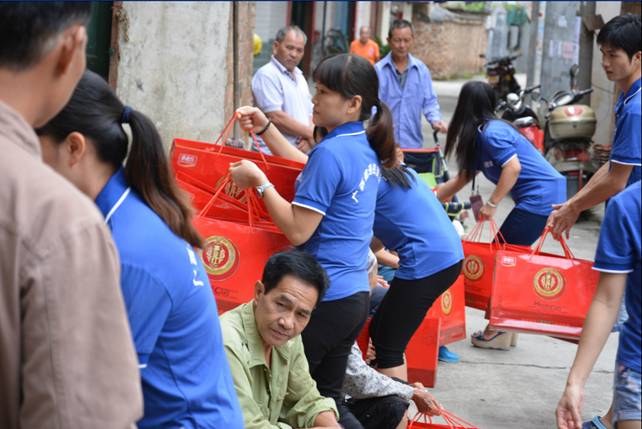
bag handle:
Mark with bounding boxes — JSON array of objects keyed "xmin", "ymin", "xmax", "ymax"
[
  {"xmin": 531, "ymin": 227, "xmax": 575, "ymax": 259},
  {"xmin": 198, "ymin": 173, "xmax": 262, "ymax": 227},
  {"xmin": 409, "ymin": 410, "xmax": 479, "ymax": 428},
  {"xmin": 464, "ymin": 219, "xmax": 507, "ymax": 250},
  {"xmin": 213, "ymin": 113, "xmax": 270, "ymax": 170}
]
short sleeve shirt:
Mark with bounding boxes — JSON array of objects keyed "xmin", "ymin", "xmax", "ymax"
[
  {"xmin": 293, "ymin": 121, "xmax": 381, "ymax": 301},
  {"xmin": 350, "ymin": 39, "xmax": 380, "ymax": 65},
  {"xmin": 476, "ymin": 120, "xmax": 567, "ymax": 216},
  {"xmin": 374, "ymin": 168, "xmax": 463, "ymax": 279},
  {"xmin": 611, "ymin": 78, "xmax": 641, "ymax": 187},
  {"xmin": 593, "ymin": 180, "xmax": 641, "ymax": 373},
  {"xmin": 252, "ymin": 56, "xmax": 313, "ymax": 145},
  {"xmin": 96, "ymin": 169, "xmax": 243, "ymax": 428}
]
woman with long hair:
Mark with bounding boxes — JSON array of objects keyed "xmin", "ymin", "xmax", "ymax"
[
  {"xmin": 437, "ymin": 80, "xmax": 566, "ymax": 350},
  {"xmin": 229, "ymin": 53, "xmax": 396, "ymax": 427},
  {"xmin": 36, "ymin": 70, "xmax": 243, "ymax": 429}
]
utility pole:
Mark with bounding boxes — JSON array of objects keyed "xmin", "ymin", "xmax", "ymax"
[
  {"xmin": 525, "ymin": 1, "xmax": 540, "ymax": 89},
  {"xmin": 577, "ymin": 1, "xmax": 596, "ymax": 104}
]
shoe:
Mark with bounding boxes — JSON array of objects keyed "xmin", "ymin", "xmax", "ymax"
[
  {"xmin": 471, "ymin": 330, "xmax": 511, "ymax": 350},
  {"xmin": 438, "ymin": 345, "xmax": 460, "ymax": 363},
  {"xmin": 581, "ymin": 416, "xmax": 608, "ymax": 429},
  {"xmin": 510, "ymin": 333, "xmax": 519, "ymax": 347}
]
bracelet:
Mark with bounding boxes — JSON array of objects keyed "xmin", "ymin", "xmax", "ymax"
[
  {"xmin": 256, "ymin": 119, "xmax": 272, "ymax": 136},
  {"xmin": 486, "ymin": 200, "xmax": 498, "ymax": 208}
]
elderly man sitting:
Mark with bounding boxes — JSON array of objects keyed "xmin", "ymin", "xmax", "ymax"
[{"xmin": 221, "ymin": 251, "xmax": 340, "ymax": 429}]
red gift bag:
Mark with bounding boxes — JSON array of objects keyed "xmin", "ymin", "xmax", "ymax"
[
  {"xmin": 356, "ymin": 317, "xmax": 441, "ymax": 388},
  {"xmin": 462, "ymin": 221, "xmax": 529, "ymax": 310},
  {"xmin": 426, "ymin": 275, "xmax": 466, "ymax": 346},
  {"xmin": 488, "ymin": 228, "xmax": 599, "ymax": 339},
  {"xmin": 193, "ymin": 176, "xmax": 291, "ymax": 314},
  {"xmin": 171, "ymin": 114, "xmax": 304, "ymax": 205},
  {"xmin": 409, "ymin": 410, "xmax": 480, "ymax": 428}
]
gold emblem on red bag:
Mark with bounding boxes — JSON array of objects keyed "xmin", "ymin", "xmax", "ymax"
[
  {"xmin": 201, "ymin": 236, "xmax": 239, "ymax": 280},
  {"xmin": 441, "ymin": 290, "xmax": 453, "ymax": 315},
  {"xmin": 533, "ymin": 268, "xmax": 564, "ymax": 298},
  {"xmin": 463, "ymin": 255, "xmax": 484, "ymax": 280}
]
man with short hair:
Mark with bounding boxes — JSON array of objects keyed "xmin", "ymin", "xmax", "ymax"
[
  {"xmin": 548, "ymin": 14, "xmax": 641, "ymax": 236},
  {"xmin": 350, "ymin": 26, "xmax": 380, "ymax": 65},
  {"xmin": 0, "ymin": 4, "xmax": 142, "ymax": 428},
  {"xmin": 375, "ymin": 19, "xmax": 448, "ymax": 149},
  {"xmin": 252, "ymin": 25, "xmax": 314, "ymax": 151},
  {"xmin": 221, "ymin": 251, "xmax": 341, "ymax": 429}
]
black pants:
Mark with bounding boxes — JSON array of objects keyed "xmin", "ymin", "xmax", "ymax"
[
  {"xmin": 497, "ymin": 207, "xmax": 548, "ymax": 246},
  {"xmin": 344, "ymin": 395, "xmax": 410, "ymax": 429},
  {"xmin": 370, "ymin": 261, "xmax": 462, "ymax": 368},
  {"xmin": 302, "ymin": 291, "xmax": 370, "ymax": 404}
]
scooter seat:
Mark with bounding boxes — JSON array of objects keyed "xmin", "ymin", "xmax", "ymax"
[{"xmin": 514, "ymin": 116, "xmax": 537, "ymax": 128}]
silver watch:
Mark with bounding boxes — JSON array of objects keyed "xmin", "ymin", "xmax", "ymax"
[{"xmin": 255, "ymin": 182, "xmax": 274, "ymax": 198}]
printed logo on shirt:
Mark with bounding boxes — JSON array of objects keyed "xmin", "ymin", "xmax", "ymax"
[
  {"xmin": 177, "ymin": 153, "xmax": 198, "ymax": 167},
  {"xmin": 186, "ymin": 245, "xmax": 205, "ymax": 287},
  {"xmin": 441, "ymin": 290, "xmax": 453, "ymax": 315},
  {"xmin": 351, "ymin": 163, "xmax": 381, "ymax": 203},
  {"xmin": 463, "ymin": 255, "xmax": 484, "ymax": 281},
  {"xmin": 201, "ymin": 236, "xmax": 240, "ymax": 280},
  {"xmin": 533, "ymin": 267, "xmax": 564, "ymax": 298},
  {"xmin": 483, "ymin": 160, "xmax": 494, "ymax": 169}
]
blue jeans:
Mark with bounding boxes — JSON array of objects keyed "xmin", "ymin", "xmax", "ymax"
[{"xmin": 613, "ymin": 363, "xmax": 641, "ymax": 424}]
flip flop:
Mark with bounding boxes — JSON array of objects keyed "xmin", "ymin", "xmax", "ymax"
[{"xmin": 471, "ymin": 330, "xmax": 511, "ymax": 350}]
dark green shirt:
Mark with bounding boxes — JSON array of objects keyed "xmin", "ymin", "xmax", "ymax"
[{"xmin": 221, "ymin": 302, "xmax": 337, "ymax": 428}]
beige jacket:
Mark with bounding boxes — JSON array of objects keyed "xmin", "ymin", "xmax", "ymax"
[{"xmin": 0, "ymin": 100, "xmax": 143, "ymax": 428}]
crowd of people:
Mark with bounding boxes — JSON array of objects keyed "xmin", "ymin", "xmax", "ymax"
[{"xmin": 0, "ymin": 4, "xmax": 639, "ymax": 429}]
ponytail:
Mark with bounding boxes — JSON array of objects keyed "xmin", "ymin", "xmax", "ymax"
[
  {"xmin": 313, "ymin": 54, "xmax": 396, "ymax": 167},
  {"xmin": 125, "ymin": 110, "xmax": 203, "ymax": 248},
  {"xmin": 36, "ymin": 70, "xmax": 203, "ymax": 248}
]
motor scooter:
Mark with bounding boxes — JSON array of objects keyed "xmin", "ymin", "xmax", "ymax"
[
  {"xmin": 481, "ymin": 54, "xmax": 521, "ymax": 101},
  {"xmin": 496, "ymin": 84, "xmax": 545, "ymax": 153}
]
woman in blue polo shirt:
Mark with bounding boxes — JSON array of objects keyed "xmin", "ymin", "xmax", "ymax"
[
  {"xmin": 369, "ymin": 147, "xmax": 464, "ymax": 380},
  {"xmin": 230, "ymin": 54, "xmax": 396, "ymax": 426},
  {"xmin": 35, "ymin": 71, "xmax": 243, "ymax": 429},
  {"xmin": 437, "ymin": 81, "xmax": 566, "ymax": 349}
]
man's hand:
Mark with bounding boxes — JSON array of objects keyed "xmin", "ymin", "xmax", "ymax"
[
  {"xmin": 229, "ymin": 159, "xmax": 268, "ymax": 189},
  {"xmin": 547, "ymin": 202, "xmax": 580, "ymax": 238},
  {"xmin": 479, "ymin": 202, "xmax": 497, "ymax": 220},
  {"xmin": 555, "ymin": 383, "xmax": 584, "ymax": 429},
  {"xmin": 297, "ymin": 137, "xmax": 316, "ymax": 154},
  {"xmin": 376, "ymin": 275, "xmax": 389, "ymax": 289},
  {"xmin": 431, "ymin": 120, "xmax": 449, "ymax": 134},
  {"xmin": 411, "ymin": 384, "xmax": 442, "ymax": 416}
]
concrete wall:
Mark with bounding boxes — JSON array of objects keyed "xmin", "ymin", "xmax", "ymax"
[{"xmin": 115, "ymin": 2, "xmax": 231, "ymax": 146}]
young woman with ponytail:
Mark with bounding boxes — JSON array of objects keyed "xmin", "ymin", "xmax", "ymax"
[
  {"xmin": 230, "ymin": 54, "xmax": 395, "ymax": 427},
  {"xmin": 36, "ymin": 70, "xmax": 243, "ymax": 429}
]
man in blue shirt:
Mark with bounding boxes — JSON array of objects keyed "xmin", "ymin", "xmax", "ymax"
[
  {"xmin": 549, "ymin": 14, "xmax": 641, "ymax": 237},
  {"xmin": 375, "ymin": 19, "xmax": 448, "ymax": 149},
  {"xmin": 556, "ymin": 180, "xmax": 641, "ymax": 429}
]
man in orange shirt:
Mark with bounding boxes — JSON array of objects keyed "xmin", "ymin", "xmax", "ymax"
[{"xmin": 350, "ymin": 26, "xmax": 380, "ymax": 65}]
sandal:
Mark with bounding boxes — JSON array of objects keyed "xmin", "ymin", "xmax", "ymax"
[
  {"xmin": 471, "ymin": 330, "xmax": 512, "ymax": 350},
  {"xmin": 581, "ymin": 416, "xmax": 608, "ymax": 429}
]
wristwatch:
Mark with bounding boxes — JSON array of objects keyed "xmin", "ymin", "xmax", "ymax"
[{"xmin": 255, "ymin": 182, "xmax": 274, "ymax": 198}]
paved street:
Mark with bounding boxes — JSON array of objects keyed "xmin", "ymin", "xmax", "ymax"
[{"xmin": 411, "ymin": 77, "xmax": 616, "ymax": 429}]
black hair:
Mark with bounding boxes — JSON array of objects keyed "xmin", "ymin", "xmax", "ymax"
[
  {"xmin": 0, "ymin": 3, "xmax": 90, "ymax": 70},
  {"xmin": 597, "ymin": 14, "xmax": 641, "ymax": 60},
  {"xmin": 262, "ymin": 251, "xmax": 328, "ymax": 304},
  {"xmin": 36, "ymin": 70, "xmax": 203, "ymax": 248},
  {"xmin": 445, "ymin": 81, "xmax": 497, "ymax": 180},
  {"xmin": 382, "ymin": 165, "xmax": 415, "ymax": 189},
  {"xmin": 388, "ymin": 19, "xmax": 413, "ymax": 38},
  {"xmin": 313, "ymin": 54, "xmax": 396, "ymax": 167}
]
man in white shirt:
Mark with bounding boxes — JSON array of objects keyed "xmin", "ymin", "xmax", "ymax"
[{"xmin": 252, "ymin": 25, "xmax": 314, "ymax": 151}]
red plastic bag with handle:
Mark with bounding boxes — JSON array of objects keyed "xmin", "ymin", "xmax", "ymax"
[
  {"xmin": 488, "ymin": 228, "xmax": 599, "ymax": 339},
  {"xmin": 194, "ymin": 175, "xmax": 291, "ymax": 314},
  {"xmin": 462, "ymin": 220, "xmax": 529, "ymax": 310},
  {"xmin": 426, "ymin": 274, "xmax": 466, "ymax": 346},
  {"xmin": 409, "ymin": 410, "xmax": 480, "ymax": 428}
]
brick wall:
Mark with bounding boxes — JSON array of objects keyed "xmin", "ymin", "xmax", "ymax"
[{"xmin": 412, "ymin": 18, "xmax": 488, "ymax": 80}]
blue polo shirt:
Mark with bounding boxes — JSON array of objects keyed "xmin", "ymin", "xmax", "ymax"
[
  {"xmin": 375, "ymin": 53, "xmax": 441, "ymax": 149},
  {"xmin": 611, "ymin": 78, "xmax": 641, "ymax": 187},
  {"xmin": 476, "ymin": 120, "xmax": 566, "ymax": 216},
  {"xmin": 593, "ymin": 181, "xmax": 641, "ymax": 372},
  {"xmin": 293, "ymin": 121, "xmax": 380, "ymax": 301},
  {"xmin": 96, "ymin": 169, "xmax": 243, "ymax": 429},
  {"xmin": 374, "ymin": 167, "xmax": 463, "ymax": 280}
]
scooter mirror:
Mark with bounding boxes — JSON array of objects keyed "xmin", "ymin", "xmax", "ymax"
[
  {"xmin": 570, "ymin": 64, "xmax": 579, "ymax": 78},
  {"xmin": 531, "ymin": 91, "xmax": 541, "ymax": 101}
]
